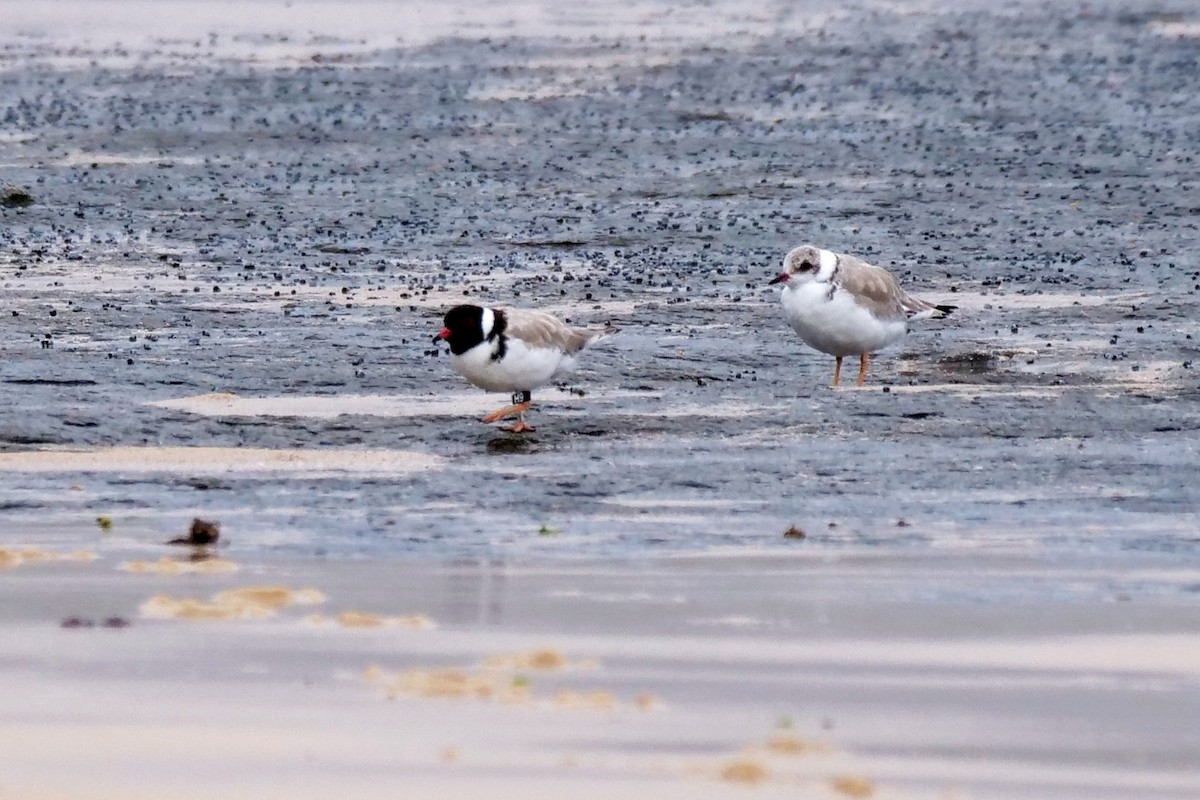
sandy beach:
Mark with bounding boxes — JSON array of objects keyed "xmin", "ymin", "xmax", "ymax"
[
  {"xmin": 4, "ymin": 551, "xmax": 1199, "ymax": 799},
  {"xmin": 2, "ymin": 0, "xmax": 1199, "ymax": 797}
]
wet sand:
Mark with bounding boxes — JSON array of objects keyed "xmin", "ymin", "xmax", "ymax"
[
  {"xmin": 3, "ymin": 553, "xmax": 1199, "ymax": 799},
  {"xmin": 2, "ymin": 0, "xmax": 1200, "ymax": 797}
]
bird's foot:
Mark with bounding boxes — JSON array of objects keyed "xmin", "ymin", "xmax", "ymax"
[
  {"xmin": 500, "ymin": 420, "xmax": 536, "ymax": 434},
  {"xmin": 482, "ymin": 401, "xmax": 532, "ymax": 424}
]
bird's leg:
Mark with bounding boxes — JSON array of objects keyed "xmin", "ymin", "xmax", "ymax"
[
  {"xmin": 483, "ymin": 390, "xmax": 534, "ymax": 428},
  {"xmin": 502, "ymin": 408, "xmax": 536, "ymax": 434},
  {"xmin": 481, "ymin": 402, "xmax": 530, "ymax": 424},
  {"xmin": 832, "ymin": 356, "xmax": 843, "ymax": 387},
  {"xmin": 857, "ymin": 352, "xmax": 871, "ymax": 386}
]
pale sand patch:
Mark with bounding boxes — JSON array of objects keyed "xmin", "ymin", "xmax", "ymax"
[
  {"xmin": 631, "ymin": 401, "xmax": 786, "ymax": 418},
  {"xmin": 149, "ymin": 390, "xmax": 720, "ymax": 420},
  {"xmin": 1151, "ymin": 20, "xmax": 1200, "ymax": 38},
  {"xmin": 0, "ymin": 255, "xmax": 636, "ymax": 321},
  {"xmin": 467, "ymin": 83, "xmax": 589, "ymax": 102},
  {"xmin": 0, "ymin": 446, "xmax": 442, "ymax": 474},
  {"xmin": 1, "ymin": 0, "xmax": 836, "ymax": 59},
  {"xmin": 0, "ymin": 547, "xmax": 97, "ymax": 570},
  {"xmin": 875, "ymin": 383, "xmax": 1062, "ymax": 396},
  {"xmin": 604, "ymin": 497, "xmax": 771, "ymax": 510},
  {"xmin": 150, "ymin": 391, "xmax": 573, "ymax": 418},
  {"xmin": 51, "ymin": 151, "xmax": 204, "ymax": 168},
  {"xmin": 920, "ymin": 289, "xmax": 1153, "ymax": 312}
]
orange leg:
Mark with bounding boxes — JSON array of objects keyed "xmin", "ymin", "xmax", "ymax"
[
  {"xmin": 857, "ymin": 353, "xmax": 871, "ymax": 386},
  {"xmin": 482, "ymin": 401, "xmax": 531, "ymax": 424},
  {"xmin": 832, "ymin": 356, "xmax": 843, "ymax": 387},
  {"xmin": 502, "ymin": 414, "xmax": 536, "ymax": 434}
]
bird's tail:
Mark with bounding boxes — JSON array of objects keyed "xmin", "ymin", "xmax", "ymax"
[
  {"xmin": 903, "ymin": 293, "xmax": 956, "ymax": 321},
  {"xmin": 932, "ymin": 304, "xmax": 957, "ymax": 319},
  {"xmin": 566, "ymin": 324, "xmax": 618, "ymax": 353},
  {"xmin": 584, "ymin": 325, "xmax": 619, "ymax": 347}
]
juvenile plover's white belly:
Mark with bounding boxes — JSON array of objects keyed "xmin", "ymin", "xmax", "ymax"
[
  {"xmin": 451, "ymin": 338, "xmax": 571, "ymax": 393},
  {"xmin": 783, "ymin": 284, "xmax": 906, "ymax": 356}
]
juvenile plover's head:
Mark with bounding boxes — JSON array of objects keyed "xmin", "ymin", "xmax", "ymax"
[
  {"xmin": 435, "ymin": 304, "xmax": 501, "ymax": 355},
  {"xmin": 769, "ymin": 244, "xmax": 830, "ymax": 286}
]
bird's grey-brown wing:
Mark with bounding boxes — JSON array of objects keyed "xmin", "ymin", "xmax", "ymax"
[
  {"xmin": 501, "ymin": 308, "xmax": 607, "ymax": 354},
  {"xmin": 834, "ymin": 254, "xmax": 953, "ymax": 320},
  {"xmin": 832, "ymin": 255, "xmax": 908, "ymax": 322}
]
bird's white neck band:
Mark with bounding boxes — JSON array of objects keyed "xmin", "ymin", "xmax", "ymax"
[
  {"xmin": 816, "ymin": 249, "xmax": 838, "ymax": 281},
  {"xmin": 480, "ymin": 307, "xmax": 496, "ymax": 338}
]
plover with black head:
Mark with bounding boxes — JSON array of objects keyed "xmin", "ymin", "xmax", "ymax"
[{"xmin": 434, "ymin": 304, "xmax": 614, "ymax": 432}]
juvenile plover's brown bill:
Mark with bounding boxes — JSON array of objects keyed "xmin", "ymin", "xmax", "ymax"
[
  {"xmin": 769, "ymin": 245, "xmax": 955, "ymax": 387},
  {"xmin": 434, "ymin": 304, "xmax": 614, "ymax": 433}
]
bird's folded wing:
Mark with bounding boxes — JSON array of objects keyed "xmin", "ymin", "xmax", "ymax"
[
  {"xmin": 834, "ymin": 256, "xmax": 907, "ymax": 321},
  {"xmin": 503, "ymin": 308, "xmax": 597, "ymax": 353}
]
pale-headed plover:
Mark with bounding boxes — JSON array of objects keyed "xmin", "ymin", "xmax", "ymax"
[{"xmin": 770, "ymin": 245, "xmax": 955, "ymax": 386}]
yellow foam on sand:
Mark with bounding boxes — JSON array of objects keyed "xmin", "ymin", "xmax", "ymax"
[
  {"xmin": 480, "ymin": 648, "xmax": 597, "ymax": 671},
  {"xmin": 720, "ymin": 759, "xmax": 769, "ymax": 785},
  {"xmin": 139, "ymin": 585, "xmax": 326, "ymax": 620},
  {"xmin": 305, "ymin": 611, "xmax": 436, "ymax": 630},
  {"xmin": 120, "ymin": 557, "xmax": 238, "ymax": 575},
  {"xmin": 766, "ymin": 734, "xmax": 835, "ymax": 756},
  {"xmin": 0, "ymin": 547, "xmax": 97, "ymax": 570}
]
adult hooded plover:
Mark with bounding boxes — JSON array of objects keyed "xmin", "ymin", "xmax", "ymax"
[
  {"xmin": 434, "ymin": 304, "xmax": 614, "ymax": 432},
  {"xmin": 769, "ymin": 245, "xmax": 955, "ymax": 386}
]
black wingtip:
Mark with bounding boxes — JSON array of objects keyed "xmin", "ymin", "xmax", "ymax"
[{"xmin": 934, "ymin": 304, "xmax": 957, "ymax": 318}]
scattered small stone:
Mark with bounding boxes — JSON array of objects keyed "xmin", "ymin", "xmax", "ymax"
[
  {"xmin": 168, "ymin": 517, "xmax": 220, "ymax": 546},
  {"xmin": 1, "ymin": 185, "xmax": 34, "ymax": 208},
  {"xmin": 102, "ymin": 617, "xmax": 131, "ymax": 629},
  {"xmin": 782, "ymin": 525, "xmax": 806, "ymax": 539},
  {"xmin": 896, "ymin": 518, "xmax": 911, "ymax": 528},
  {"xmin": 61, "ymin": 616, "xmax": 94, "ymax": 629},
  {"xmin": 95, "ymin": 516, "xmax": 114, "ymax": 532}
]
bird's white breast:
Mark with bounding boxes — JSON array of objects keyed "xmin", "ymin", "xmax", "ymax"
[
  {"xmin": 781, "ymin": 282, "xmax": 908, "ymax": 357},
  {"xmin": 451, "ymin": 337, "xmax": 574, "ymax": 393}
]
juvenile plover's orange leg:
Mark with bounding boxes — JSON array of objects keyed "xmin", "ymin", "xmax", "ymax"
[
  {"xmin": 482, "ymin": 401, "xmax": 531, "ymax": 424},
  {"xmin": 857, "ymin": 352, "xmax": 871, "ymax": 386},
  {"xmin": 832, "ymin": 356, "xmax": 843, "ymax": 387}
]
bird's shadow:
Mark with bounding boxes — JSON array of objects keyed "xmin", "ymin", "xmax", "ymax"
[{"xmin": 484, "ymin": 434, "xmax": 544, "ymax": 454}]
